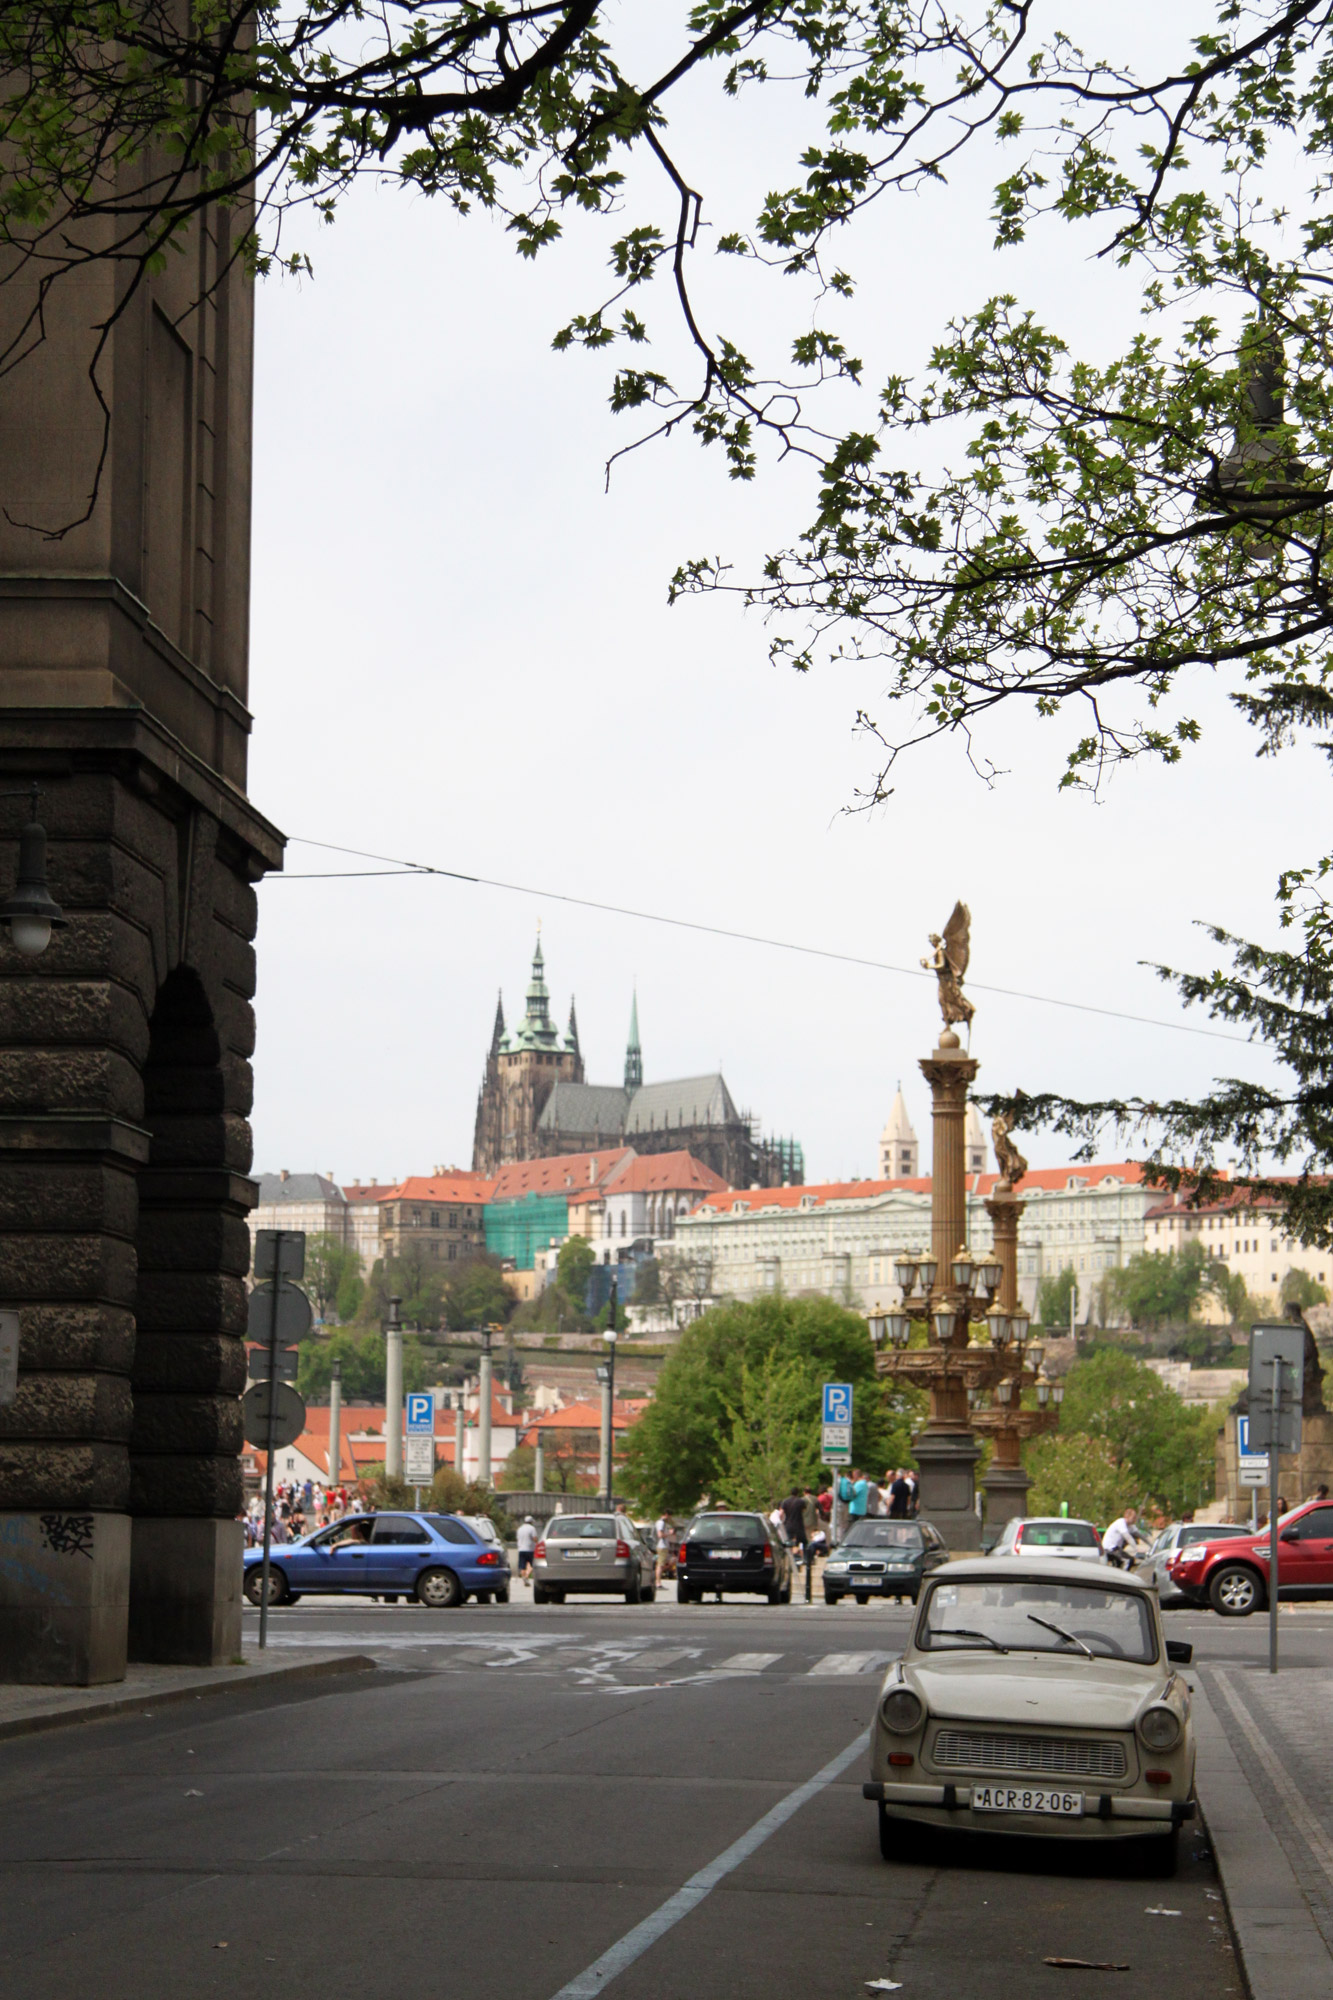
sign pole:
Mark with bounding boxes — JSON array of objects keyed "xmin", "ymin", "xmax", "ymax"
[
  {"xmin": 259, "ymin": 1228, "xmax": 283, "ymax": 1651},
  {"xmin": 1269, "ymin": 1353, "xmax": 1282, "ymax": 1677}
]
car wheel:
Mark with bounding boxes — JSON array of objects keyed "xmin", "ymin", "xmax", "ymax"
[
  {"xmin": 878, "ymin": 1803, "xmax": 910, "ymax": 1862},
  {"xmin": 855, "ymin": 1592, "xmax": 869, "ymax": 1606},
  {"xmin": 1139, "ymin": 1829, "xmax": 1179, "ymax": 1878},
  {"xmin": 1210, "ymin": 1564, "xmax": 1265, "ymax": 1616},
  {"xmin": 780, "ymin": 1581, "xmax": 792, "ymax": 1604},
  {"xmin": 767, "ymin": 1585, "xmax": 784, "ymax": 1605},
  {"xmin": 642, "ymin": 1583, "xmax": 656, "ymax": 1604},
  {"xmin": 415, "ymin": 1566, "xmax": 463, "ymax": 1610},
  {"xmin": 824, "ymin": 1591, "xmax": 841, "ymax": 1605},
  {"xmin": 495, "ymin": 1586, "xmax": 510, "ymax": 1604},
  {"xmin": 244, "ymin": 1566, "xmax": 287, "ymax": 1608},
  {"xmin": 383, "ymin": 1594, "xmax": 399, "ymax": 1604},
  {"xmin": 533, "ymin": 1584, "xmax": 550, "ymax": 1604},
  {"xmin": 677, "ymin": 1583, "xmax": 698, "ymax": 1604},
  {"xmin": 624, "ymin": 1586, "xmax": 639, "ymax": 1605},
  {"xmin": 476, "ymin": 1591, "xmax": 493, "ymax": 1604}
]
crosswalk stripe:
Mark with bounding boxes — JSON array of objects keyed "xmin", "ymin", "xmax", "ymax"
[
  {"xmin": 808, "ymin": 1651, "xmax": 887, "ymax": 1676},
  {"xmin": 714, "ymin": 1652, "xmax": 783, "ymax": 1672}
]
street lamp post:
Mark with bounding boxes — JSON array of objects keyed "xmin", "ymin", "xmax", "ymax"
[
  {"xmin": 385, "ymin": 1295, "xmax": 404, "ymax": 1481},
  {"xmin": 477, "ymin": 1325, "xmax": 494, "ymax": 1489},
  {"xmin": 328, "ymin": 1358, "xmax": 342, "ymax": 1496},
  {"xmin": 598, "ymin": 1276, "xmax": 619, "ymax": 1509}
]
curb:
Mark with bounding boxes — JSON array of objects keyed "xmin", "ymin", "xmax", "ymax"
[
  {"xmin": 0, "ymin": 1651, "xmax": 377, "ymax": 1745},
  {"xmin": 1192, "ymin": 1676, "xmax": 1332, "ymax": 2000}
]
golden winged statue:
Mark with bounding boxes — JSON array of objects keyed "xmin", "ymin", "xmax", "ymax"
[{"xmin": 921, "ymin": 901, "xmax": 975, "ymax": 1031}]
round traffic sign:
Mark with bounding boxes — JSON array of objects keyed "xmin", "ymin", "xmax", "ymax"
[
  {"xmin": 246, "ymin": 1280, "xmax": 313, "ymax": 1346},
  {"xmin": 242, "ymin": 1380, "xmax": 307, "ymax": 1451}
]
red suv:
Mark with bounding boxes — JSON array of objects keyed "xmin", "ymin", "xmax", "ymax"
[{"xmin": 1166, "ymin": 1499, "xmax": 1333, "ymax": 1615}]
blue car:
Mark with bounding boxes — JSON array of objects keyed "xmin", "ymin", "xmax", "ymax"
[{"xmin": 243, "ymin": 1511, "xmax": 510, "ymax": 1610}]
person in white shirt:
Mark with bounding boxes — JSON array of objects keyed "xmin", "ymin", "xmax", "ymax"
[
  {"xmin": 516, "ymin": 1515, "xmax": 538, "ymax": 1581},
  {"xmin": 1102, "ymin": 1507, "xmax": 1148, "ymax": 1567}
]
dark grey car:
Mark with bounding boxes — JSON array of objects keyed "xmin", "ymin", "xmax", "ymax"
[
  {"xmin": 1136, "ymin": 1519, "xmax": 1248, "ymax": 1604},
  {"xmin": 533, "ymin": 1513, "xmax": 656, "ymax": 1604}
]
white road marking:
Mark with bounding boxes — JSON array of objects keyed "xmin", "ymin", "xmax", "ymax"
[
  {"xmin": 808, "ymin": 1652, "xmax": 888, "ymax": 1676},
  {"xmin": 714, "ymin": 1652, "xmax": 782, "ymax": 1672},
  {"xmin": 547, "ymin": 1729, "xmax": 869, "ymax": 2000}
]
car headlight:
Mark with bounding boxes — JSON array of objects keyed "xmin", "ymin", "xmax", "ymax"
[
  {"xmin": 879, "ymin": 1688, "xmax": 924, "ymax": 1735},
  {"xmin": 827, "ymin": 1561, "xmax": 848, "ymax": 1573},
  {"xmin": 1137, "ymin": 1705, "xmax": 1182, "ymax": 1752}
]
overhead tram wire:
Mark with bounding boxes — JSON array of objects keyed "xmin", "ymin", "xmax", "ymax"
[{"xmin": 270, "ymin": 833, "xmax": 1254, "ymax": 1048}]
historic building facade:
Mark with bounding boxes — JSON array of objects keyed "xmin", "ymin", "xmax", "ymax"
[{"xmin": 472, "ymin": 937, "xmax": 802, "ymax": 1188}]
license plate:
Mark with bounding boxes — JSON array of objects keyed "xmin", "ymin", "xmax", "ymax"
[
  {"xmin": 711, "ymin": 1550, "xmax": 744, "ymax": 1560},
  {"xmin": 561, "ymin": 1549, "xmax": 600, "ymax": 1560},
  {"xmin": 971, "ymin": 1785, "xmax": 1083, "ymax": 1818}
]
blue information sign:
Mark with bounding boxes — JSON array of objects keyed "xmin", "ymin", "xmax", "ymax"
[
  {"xmin": 822, "ymin": 1383, "xmax": 853, "ymax": 1426},
  {"xmin": 406, "ymin": 1392, "xmax": 434, "ymax": 1434}
]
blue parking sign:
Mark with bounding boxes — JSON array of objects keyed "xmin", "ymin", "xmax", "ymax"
[
  {"xmin": 822, "ymin": 1382, "xmax": 853, "ymax": 1426},
  {"xmin": 406, "ymin": 1392, "xmax": 434, "ymax": 1434}
]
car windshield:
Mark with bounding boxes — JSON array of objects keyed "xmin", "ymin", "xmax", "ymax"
[
  {"xmin": 920, "ymin": 1578, "xmax": 1156, "ymax": 1662},
  {"xmin": 1018, "ymin": 1521, "xmax": 1099, "ymax": 1548},
  {"xmin": 549, "ymin": 1517, "xmax": 616, "ymax": 1538},
  {"xmin": 688, "ymin": 1515, "xmax": 765, "ymax": 1544},
  {"xmin": 843, "ymin": 1522, "xmax": 923, "ymax": 1550}
]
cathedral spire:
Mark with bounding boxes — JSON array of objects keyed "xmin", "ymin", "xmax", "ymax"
[
  {"xmin": 624, "ymin": 988, "xmax": 643, "ymax": 1090},
  {"xmin": 489, "ymin": 989, "xmax": 507, "ymax": 1055},
  {"xmin": 514, "ymin": 928, "xmax": 558, "ymax": 1050},
  {"xmin": 566, "ymin": 996, "xmax": 581, "ymax": 1055}
]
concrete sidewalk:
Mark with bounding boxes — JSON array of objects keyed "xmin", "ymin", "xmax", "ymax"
[
  {"xmin": 0, "ymin": 1647, "xmax": 375, "ymax": 1743},
  {"xmin": 1194, "ymin": 1666, "xmax": 1333, "ymax": 2000}
]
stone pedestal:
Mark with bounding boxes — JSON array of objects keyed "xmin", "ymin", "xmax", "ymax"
[
  {"xmin": 914, "ymin": 1431, "xmax": 983, "ymax": 1551},
  {"xmin": 128, "ymin": 1517, "xmax": 242, "ymax": 1664},
  {"xmin": 0, "ymin": 1511, "xmax": 130, "ymax": 1684},
  {"xmin": 981, "ymin": 1460, "xmax": 1032, "ymax": 1539}
]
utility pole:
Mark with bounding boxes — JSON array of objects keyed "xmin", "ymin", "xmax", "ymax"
[
  {"xmin": 599, "ymin": 1276, "xmax": 619, "ymax": 1510},
  {"xmin": 534, "ymin": 1436, "xmax": 545, "ymax": 1494},
  {"xmin": 478, "ymin": 1326, "xmax": 494, "ymax": 1488},
  {"xmin": 258, "ymin": 1228, "xmax": 285, "ymax": 1650},
  {"xmin": 385, "ymin": 1295, "xmax": 403, "ymax": 1481},
  {"xmin": 328, "ymin": 1358, "xmax": 342, "ymax": 1496}
]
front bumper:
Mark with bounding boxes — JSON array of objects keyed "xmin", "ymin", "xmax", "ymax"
[
  {"xmin": 864, "ymin": 1779, "xmax": 1194, "ymax": 1837},
  {"xmin": 825, "ymin": 1569, "xmax": 919, "ymax": 1594}
]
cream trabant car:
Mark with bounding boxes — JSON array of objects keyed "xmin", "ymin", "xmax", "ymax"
[{"xmin": 863, "ymin": 1557, "xmax": 1196, "ymax": 1870}]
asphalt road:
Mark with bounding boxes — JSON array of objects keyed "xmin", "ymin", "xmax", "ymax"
[{"xmin": 4, "ymin": 1590, "xmax": 1321, "ymax": 2000}]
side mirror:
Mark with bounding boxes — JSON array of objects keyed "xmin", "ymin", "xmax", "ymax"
[
  {"xmin": 1165, "ymin": 1639, "xmax": 1193, "ymax": 1665},
  {"xmin": 1280, "ymin": 1528, "xmax": 1299, "ymax": 1543}
]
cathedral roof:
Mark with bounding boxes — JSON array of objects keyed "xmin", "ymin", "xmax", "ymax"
[
  {"xmin": 537, "ymin": 1081, "xmax": 631, "ymax": 1134},
  {"xmin": 626, "ymin": 1074, "xmax": 738, "ymax": 1132},
  {"xmin": 879, "ymin": 1084, "xmax": 917, "ymax": 1146}
]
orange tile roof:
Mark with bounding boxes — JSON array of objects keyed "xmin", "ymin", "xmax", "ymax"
[
  {"xmin": 693, "ymin": 1163, "xmax": 1153, "ymax": 1215},
  {"xmin": 605, "ymin": 1151, "xmax": 728, "ymax": 1195},
  {"xmin": 380, "ymin": 1173, "xmax": 496, "ymax": 1203},
  {"xmin": 489, "ymin": 1150, "xmax": 633, "ymax": 1201},
  {"xmin": 342, "ymin": 1183, "xmax": 397, "ymax": 1205}
]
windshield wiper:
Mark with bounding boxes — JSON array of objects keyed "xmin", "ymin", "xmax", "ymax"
[
  {"xmin": 930, "ymin": 1627, "xmax": 1009, "ymax": 1653},
  {"xmin": 1026, "ymin": 1613, "xmax": 1095, "ymax": 1658}
]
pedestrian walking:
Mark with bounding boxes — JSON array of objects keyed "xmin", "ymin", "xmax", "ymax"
[
  {"xmin": 839, "ymin": 1468, "xmax": 869, "ymax": 1519},
  {"xmin": 888, "ymin": 1469, "xmax": 912, "ymax": 1518},
  {"xmin": 516, "ymin": 1514, "xmax": 537, "ymax": 1580},
  {"xmin": 655, "ymin": 1513, "xmax": 677, "ymax": 1584}
]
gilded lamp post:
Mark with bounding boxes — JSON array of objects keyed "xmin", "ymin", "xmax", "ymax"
[{"xmin": 868, "ymin": 906, "xmax": 1060, "ymax": 1549}]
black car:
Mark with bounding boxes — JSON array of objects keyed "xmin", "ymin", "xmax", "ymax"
[
  {"xmin": 822, "ymin": 1518, "xmax": 948, "ymax": 1604},
  {"xmin": 677, "ymin": 1511, "xmax": 793, "ymax": 1603}
]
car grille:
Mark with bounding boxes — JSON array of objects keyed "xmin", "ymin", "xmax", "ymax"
[{"xmin": 932, "ymin": 1729, "xmax": 1128, "ymax": 1780}]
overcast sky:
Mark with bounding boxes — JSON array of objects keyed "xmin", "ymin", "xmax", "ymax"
[{"xmin": 245, "ymin": 7, "xmax": 1318, "ymax": 1186}]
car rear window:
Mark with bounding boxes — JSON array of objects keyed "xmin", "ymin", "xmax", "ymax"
[
  {"xmin": 843, "ymin": 1522, "xmax": 923, "ymax": 1549},
  {"xmin": 424, "ymin": 1516, "xmax": 476, "ymax": 1545},
  {"xmin": 688, "ymin": 1515, "xmax": 765, "ymax": 1543},
  {"xmin": 548, "ymin": 1517, "xmax": 616, "ymax": 1538},
  {"xmin": 1018, "ymin": 1521, "xmax": 1099, "ymax": 1548},
  {"xmin": 1181, "ymin": 1523, "xmax": 1245, "ymax": 1546}
]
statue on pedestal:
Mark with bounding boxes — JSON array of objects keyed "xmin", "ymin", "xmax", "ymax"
[
  {"xmin": 922, "ymin": 901, "xmax": 975, "ymax": 1035},
  {"xmin": 991, "ymin": 1110, "xmax": 1029, "ymax": 1189}
]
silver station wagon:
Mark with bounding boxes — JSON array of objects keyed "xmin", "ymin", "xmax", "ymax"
[
  {"xmin": 532, "ymin": 1513, "xmax": 656, "ymax": 1604},
  {"xmin": 864, "ymin": 1557, "xmax": 1196, "ymax": 1872}
]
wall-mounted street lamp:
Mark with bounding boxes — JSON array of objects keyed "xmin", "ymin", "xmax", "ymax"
[{"xmin": 0, "ymin": 786, "xmax": 65, "ymax": 957}]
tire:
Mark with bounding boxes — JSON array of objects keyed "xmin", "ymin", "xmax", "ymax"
[
  {"xmin": 624, "ymin": 1587, "xmax": 639, "ymax": 1605},
  {"xmin": 780, "ymin": 1581, "xmax": 792, "ymax": 1604},
  {"xmin": 767, "ymin": 1585, "xmax": 784, "ymax": 1605},
  {"xmin": 824, "ymin": 1591, "xmax": 841, "ymax": 1605},
  {"xmin": 533, "ymin": 1584, "xmax": 550, "ymax": 1605},
  {"xmin": 244, "ymin": 1566, "xmax": 288, "ymax": 1608},
  {"xmin": 1139, "ymin": 1830, "xmax": 1179, "ymax": 1878},
  {"xmin": 855, "ymin": 1592, "xmax": 869, "ymax": 1606},
  {"xmin": 495, "ymin": 1586, "xmax": 510, "ymax": 1604},
  {"xmin": 642, "ymin": 1584, "xmax": 656, "ymax": 1604},
  {"xmin": 415, "ymin": 1566, "xmax": 463, "ymax": 1610},
  {"xmin": 383, "ymin": 1594, "xmax": 399, "ymax": 1604},
  {"xmin": 1210, "ymin": 1563, "xmax": 1265, "ymax": 1617},
  {"xmin": 677, "ymin": 1582, "xmax": 698, "ymax": 1604},
  {"xmin": 878, "ymin": 1803, "xmax": 910, "ymax": 1862},
  {"xmin": 476, "ymin": 1591, "xmax": 493, "ymax": 1604}
]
